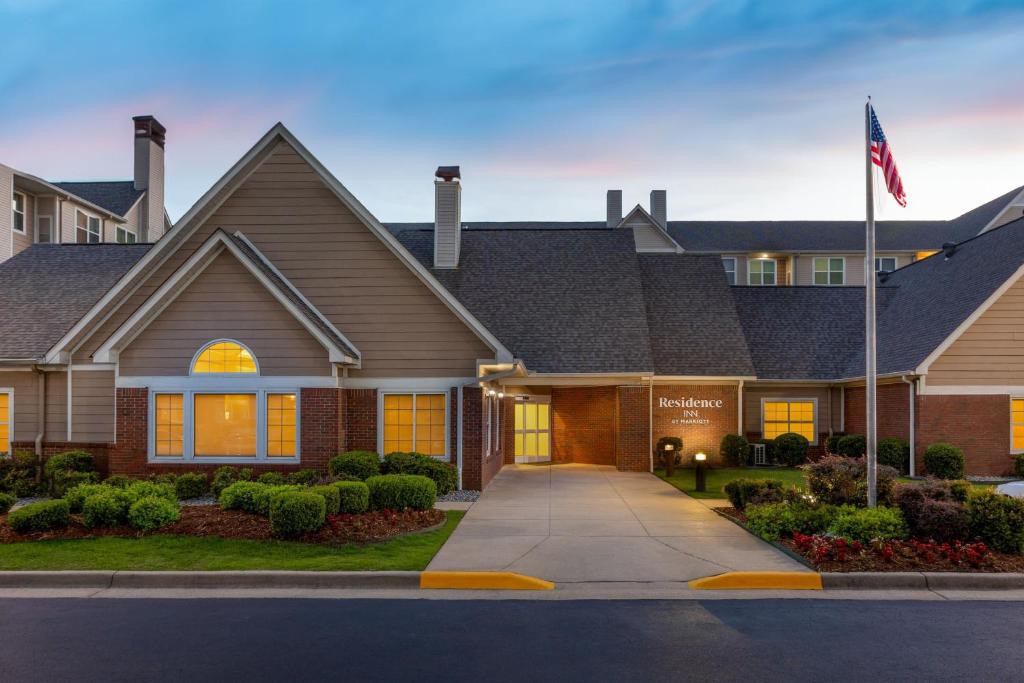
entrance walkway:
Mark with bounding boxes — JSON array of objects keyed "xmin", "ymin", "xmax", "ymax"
[{"xmin": 429, "ymin": 464, "xmax": 806, "ymax": 583}]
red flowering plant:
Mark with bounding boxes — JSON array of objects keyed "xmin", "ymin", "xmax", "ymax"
[{"xmin": 791, "ymin": 532, "xmax": 992, "ymax": 568}]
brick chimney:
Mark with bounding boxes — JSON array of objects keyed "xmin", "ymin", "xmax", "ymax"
[
  {"xmin": 650, "ymin": 190, "xmax": 667, "ymax": 227},
  {"xmin": 434, "ymin": 166, "xmax": 461, "ymax": 269},
  {"xmin": 606, "ymin": 190, "xmax": 622, "ymax": 227},
  {"xmin": 133, "ymin": 115, "xmax": 166, "ymax": 242}
]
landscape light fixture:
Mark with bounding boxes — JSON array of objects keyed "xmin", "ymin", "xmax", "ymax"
[{"xmin": 694, "ymin": 452, "xmax": 708, "ymax": 492}]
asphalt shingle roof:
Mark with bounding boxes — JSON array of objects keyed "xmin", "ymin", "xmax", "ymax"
[
  {"xmin": 53, "ymin": 181, "xmax": 145, "ymax": 216},
  {"xmin": 0, "ymin": 244, "xmax": 151, "ymax": 359}
]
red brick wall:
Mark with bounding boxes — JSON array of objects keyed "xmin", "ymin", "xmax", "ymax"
[
  {"xmin": 461, "ymin": 386, "xmax": 489, "ymax": 490},
  {"xmin": 616, "ymin": 385, "xmax": 651, "ymax": 472},
  {"xmin": 917, "ymin": 394, "xmax": 1013, "ymax": 476},
  {"xmin": 653, "ymin": 385, "xmax": 738, "ymax": 466},
  {"xmin": 844, "ymin": 383, "xmax": 911, "ymax": 442},
  {"xmin": 109, "ymin": 387, "xmax": 148, "ymax": 476},
  {"xmin": 552, "ymin": 386, "xmax": 616, "ymax": 465},
  {"xmin": 503, "ymin": 396, "xmax": 516, "ymax": 466},
  {"xmin": 344, "ymin": 388, "xmax": 377, "ymax": 452},
  {"xmin": 298, "ymin": 388, "xmax": 341, "ymax": 471}
]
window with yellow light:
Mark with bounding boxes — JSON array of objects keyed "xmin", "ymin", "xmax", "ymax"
[
  {"xmin": 763, "ymin": 400, "xmax": 815, "ymax": 442},
  {"xmin": 0, "ymin": 392, "xmax": 10, "ymax": 455},
  {"xmin": 1012, "ymin": 399, "xmax": 1024, "ymax": 452},
  {"xmin": 192, "ymin": 341, "xmax": 257, "ymax": 374},
  {"xmin": 194, "ymin": 394, "xmax": 257, "ymax": 457},
  {"xmin": 382, "ymin": 393, "xmax": 446, "ymax": 456}
]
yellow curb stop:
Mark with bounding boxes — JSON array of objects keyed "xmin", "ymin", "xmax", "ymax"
[
  {"xmin": 420, "ymin": 571, "xmax": 555, "ymax": 591},
  {"xmin": 689, "ymin": 571, "xmax": 823, "ymax": 590}
]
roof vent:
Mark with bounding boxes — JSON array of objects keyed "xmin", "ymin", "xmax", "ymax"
[{"xmin": 942, "ymin": 241, "xmax": 958, "ymax": 259}]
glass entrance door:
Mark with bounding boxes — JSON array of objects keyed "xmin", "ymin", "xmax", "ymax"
[{"xmin": 514, "ymin": 400, "xmax": 551, "ymax": 464}]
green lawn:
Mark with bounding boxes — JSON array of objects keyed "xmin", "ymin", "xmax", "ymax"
[{"xmin": 0, "ymin": 511, "xmax": 464, "ymax": 571}]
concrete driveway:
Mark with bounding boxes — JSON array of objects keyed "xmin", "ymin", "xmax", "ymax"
[{"xmin": 428, "ymin": 464, "xmax": 806, "ymax": 583}]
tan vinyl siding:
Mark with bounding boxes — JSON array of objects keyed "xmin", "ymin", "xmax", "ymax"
[
  {"xmin": 1, "ymin": 166, "xmax": 12, "ymax": 261},
  {"xmin": 0, "ymin": 371, "xmax": 41, "ymax": 443},
  {"xmin": 45, "ymin": 370, "xmax": 67, "ymax": 441},
  {"xmin": 34, "ymin": 196, "xmax": 57, "ymax": 244},
  {"xmin": 70, "ymin": 370, "xmax": 115, "ymax": 442},
  {"xmin": 631, "ymin": 224, "xmax": 676, "ymax": 251},
  {"xmin": 742, "ymin": 384, "xmax": 840, "ymax": 439},
  {"xmin": 929, "ymin": 275, "xmax": 1024, "ymax": 385},
  {"xmin": 791, "ymin": 253, "xmax": 910, "ymax": 286},
  {"xmin": 11, "ymin": 192, "xmax": 33, "ymax": 255},
  {"xmin": 80, "ymin": 140, "xmax": 492, "ymax": 377},
  {"xmin": 119, "ymin": 250, "xmax": 332, "ymax": 377}
]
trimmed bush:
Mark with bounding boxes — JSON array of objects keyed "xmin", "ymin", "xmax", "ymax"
[
  {"xmin": 45, "ymin": 450, "xmax": 98, "ymax": 497},
  {"xmin": 0, "ymin": 491, "xmax": 15, "ymax": 515},
  {"xmin": 83, "ymin": 489, "xmax": 133, "ymax": 528},
  {"xmin": 309, "ymin": 484, "xmax": 341, "ymax": 515},
  {"xmin": 257, "ymin": 472, "xmax": 288, "ymax": 486},
  {"xmin": 895, "ymin": 479, "xmax": 972, "ymax": 541},
  {"xmin": 723, "ymin": 478, "xmax": 785, "ymax": 511},
  {"xmin": 382, "ymin": 452, "xmax": 458, "ymax": 495},
  {"xmin": 366, "ymin": 474, "xmax": 436, "ymax": 511},
  {"xmin": 0, "ymin": 451, "xmax": 40, "ymax": 498},
  {"xmin": 878, "ymin": 437, "xmax": 910, "ymax": 475},
  {"xmin": 219, "ymin": 481, "xmax": 266, "ymax": 514},
  {"xmin": 334, "ymin": 481, "xmax": 370, "ymax": 514},
  {"xmin": 6, "ymin": 499, "xmax": 70, "ymax": 533},
  {"xmin": 64, "ymin": 482, "xmax": 110, "ymax": 513},
  {"xmin": 127, "ymin": 481, "xmax": 177, "ymax": 504},
  {"xmin": 773, "ymin": 432, "xmax": 810, "ymax": 467},
  {"xmin": 128, "ymin": 496, "xmax": 181, "ymax": 531},
  {"xmin": 252, "ymin": 484, "xmax": 304, "ymax": 516},
  {"xmin": 745, "ymin": 503, "xmax": 796, "ymax": 541},
  {"xmin": 288, "ymin": 469, "xmax": 320, "ymax": 486},
  {"xmin": 269, "ymin": 491, "xmax": 326, "ymax": 537},
  {"xmin": 103, "ymin": 475, "xmax": 134, "ymax": 489},
  {"xmin": 827, "ymin": 505, "xmax": 908, "ymax": 542},
  {"xmin": 824, "ymin": 433, "xmax": 845, "ymax": 456},
  {"xmin": 805, "ymin": 456, "xmax": 898, "ymax": 507},
  {"xmin": 791, "ymin": 503, "xmax": 839, "ymax": 536},
  {"xmin": 1015, "ymin": 454, "xmax": 1024, "ymax": 478},
  {"xmin": 923, "ymin": 443, "xmax": 965, "ymax": 480},
  {"xmin": 51, "ymin": 470, "xmax": 100, "ymax": 498},
  {"xmin": 211, "ymin": 466, "xmax": 253, "ymax": 497},
  {"xmin": 149, "ymin": 473, "xmax": 178, "ymax": 486},
  {"xmin": 174, "ymin": 473, "xmax": 209, "ymax": 500},
  {"xmin": 329, "ymin": 451, "xmax": 381, "ymax": 481},
  {"xmin": 719, "ymin": 434, "xmax": 749, "ymax": 467},
  {"xmin": 835, "ymin": 434, "xmax": 866, "ymax": 458},
  {"xmin": 967, "ymin": 491, "xmax": 1024, "ymax": 554}
]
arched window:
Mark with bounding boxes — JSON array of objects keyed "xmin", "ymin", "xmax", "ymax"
[{"xmin": 191, "ymin": 340, "xmax": 258, "ymax": 375}]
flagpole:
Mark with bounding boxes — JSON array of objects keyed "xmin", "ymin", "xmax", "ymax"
[{"xmin": 865, "ymin": 98, "xmax": 878, "ymax": 508}]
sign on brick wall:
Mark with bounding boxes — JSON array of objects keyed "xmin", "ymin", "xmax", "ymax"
[{"xmin": 653, "ymin": 385, "xmax": 737, "ymax": 465}]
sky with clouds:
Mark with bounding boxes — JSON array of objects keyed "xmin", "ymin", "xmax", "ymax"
[{"xmin": 1, "ymin": 0, "xmax": 1022, "ymax": 223}]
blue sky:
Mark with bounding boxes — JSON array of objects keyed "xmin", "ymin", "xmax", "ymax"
[{"xmin": 2, "ymin": 0, "xmax": 1023, "ymax": 222}]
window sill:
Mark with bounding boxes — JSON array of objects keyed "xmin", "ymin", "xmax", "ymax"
[{"xmin": 149, "ymin": 456, "xmax": 301, "ymax": 465}]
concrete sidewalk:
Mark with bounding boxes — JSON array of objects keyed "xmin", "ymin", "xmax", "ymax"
[{"xmin": 427, "ymin": 463, "xmax": 805, "ymax": 582}]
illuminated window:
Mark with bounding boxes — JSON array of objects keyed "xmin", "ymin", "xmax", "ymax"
[
  {"xmin": 267, "ymin": 393, "xmax": 297, "ymax": 457},
  {"xmin": 915, "ymin": 250, "xmax": 939, "ymax": 262},
  {"xmin": 12, "ymin": 192, "xmax": 25, "ymax": 233},
  {"xmin": 192, "ymin": 341, "xmax": 258, "ymax": 374},
  {"xmin": 0, "ymin": 392, "xmax": 10, "ymax": 456},
  {"xmin": 154, "ymin": 394, "xmax": 183, "ymax": 457},
  {"xmin": 748, "ymin": 258, "xmax": 776, "ymax": 286},
  {"xmin": 875, "ymin": 257, "xmax": 897, "ymax": 273},
  {"xmin": 813, "ymin": 257, "xmax": 845, "ymax": 286},
  {"xmin": 722, "ymin": 257, "xmax": 737, "ymax": 285},
  {"xmin": 76, "ymin": 210, "xmax": 101, "ymax": 243},
  {"xmin": 763, "ymin": 400, "xmax": 816, "ymax": 442},
  {"xmin": 1012, "ymin": 399, "xmax": 1024, "ymax": 452},
  {"xmin": 194, "ymin": 394, "xmax": 257, "ymax": 457},
  {"xmin": 382, "ymin": 393, "xmax": 447, "ymax": 457}
]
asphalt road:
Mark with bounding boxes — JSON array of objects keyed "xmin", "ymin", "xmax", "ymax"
[{"xmin": 1, "ymin": 598, "xmax": 1021, "ymax": 682}]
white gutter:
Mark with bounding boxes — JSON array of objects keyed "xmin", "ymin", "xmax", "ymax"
[{"xmin": 902, "ymin": 375, "xmax": 916, "ymax": 475}]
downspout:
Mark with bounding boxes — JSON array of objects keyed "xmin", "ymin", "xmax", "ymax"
[
  {"xmin": 32, "ymin": 365, "xmax": 45, "ymax": 484},
  {"xmin": 648, "ymin": 377, "xmax": 654, "ymax": 473},
  {"xmin": 456, "ymin": 385, "xmax": 463, "ymax": 490},
  {"xmin": 902, "ymin": 375, "xmax": 916, "ymax": 476},
  {"xmin": 737, "ymin": 380, "xmax": 744, "ymax": 435}
]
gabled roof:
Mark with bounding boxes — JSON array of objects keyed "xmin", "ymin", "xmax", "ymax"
[
  {"xmin": 52, "ymin": 181, "xmax": 145, "ymax": 217},
  {"xmin": 618, "ymin": 204, "xmax": 684, "ymax": 253},
  {"xmin": 0, "ymin": 244, "xmax": 151, "ymax": 361},
  {"xmin": 955, "ymin": 185, "xmax": 1024, "ymax": 233},
  {"xmin": 93, "ymin": 230, "xmax": 360, "ymax": 365}
]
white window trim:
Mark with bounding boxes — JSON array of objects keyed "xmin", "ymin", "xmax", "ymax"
[
  {"xmin": 484, "ymin": 392, "xmax": 501, "ymax": 460},
  {"xmin": 36, "ymin": 214, "xmax": 54, "ymax": 244},
  {"xmin": 760, "ymin": 396, "xmax": 818, "ymax": 445},
  {"xmin": 0, "ymin": 387, "xmax": 13, "ymax": 456},
  {"xmin": 12, "ymin": 192, "xmax": 26, "ymax": 234},
  {"xmin": 377, "ymin": 390, "xmax": 450, "ymax": 459},
  {"xmin": 722, "ymin": 257, "xmax": 737, "ymax": 285},
  {"xmin": 189, "ymin": 339, "xmax": 261, "ymax": 376},
  {"xmin": 75, "ymin": 208, "xmax": 101, "ymax": 243},
  {"xmin": 875, "ymin": 256, "xmax": 898, "ymax": 273},
  {"xmin": 148, "ymin": 386, "xmax": 301, "ymax": 464},
  {"xmin": 115, "ymin": 223, "xmax": 138, "ymax": 244},
  {"xmin": 747, "ymin": 258, "xmax": 777, "ymax": 286},
  {"xmin": 1011, "ymin": 397, "xmax": 1024, "ymax": 455},
  {"xmin": 812, "ymin": 256, "xmax": 845, "ymax": 286}
]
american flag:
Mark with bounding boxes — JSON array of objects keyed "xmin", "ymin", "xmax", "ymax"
[{"xmin": 870, "ymin": 106, "xmax": 906, "ymax": 207}]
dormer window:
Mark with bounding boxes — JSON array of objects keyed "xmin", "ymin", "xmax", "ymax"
[
  {"xmin": 875, "ymin": 257, "xmax": 897, "ymax": 273},
  {"xmin": 75, "ymin": 209, "xmax": 101, "ymax": 244},
  {"xmin": 813, "ymin": 257, "xmax": 845, "ymax": 286},
  {"xmin": 11, "ymin": 192, "xmax": 26, "ymax": 233},
  {"xmin": 722, "ymin": 257, "xmax": 737, "ymax": 285},
  {"xmin": 748, "ymin": 258, "xmax": 776, "ymax": 286},
  {"xmin": 116, "ymin": 224, "xmax": 137, "ymax": 244}
]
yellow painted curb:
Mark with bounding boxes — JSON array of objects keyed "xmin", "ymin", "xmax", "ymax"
[
  {"xmin": 689, "ymin": 571, "xmax": 822, "ymax": 590},
  {"xmin": 420, "ymin": 571, "xmax": 555, "ymax": 591}
]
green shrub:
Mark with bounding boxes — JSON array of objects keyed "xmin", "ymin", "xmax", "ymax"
[
  {"xmin": 127, "ymin": 481, "xmax": 177, "ymax": 504},
  {"xmin": 64, "ymin": 482, "xmax": 110, "ymax": 513},
  {"xmin": 805, "ymin": 456, "xmax": 898, "ymax": 506},
  {"xmin": 6, "ymin": 499, "xmax": 69, "ymax": 533},
  {"xmin": 824, "ymin": 433, "xmax": 845, "ymax": 455},
  {"xmin": 149, "ymin": 473, "xmax": 178, "ymax": 486},
  {"xmin": 895, "ymin": 479, "xmax": 972, "ymax": 541},
  {"xmin": 923, "ymin": 443, "xmax": 965, "ymax": 480},
  {"xmin": 723, "ymin": 478, "xmax": 784, "ymax": 511},
  {"xmin": 827, "ymin": 505, "xmax": 908, "ymax": 542},
  {"xmin": 329, "ymin": 451, "xmax": 381, "ymax": 480},
  {"xmin": 0, "ymin": 451, "xmax": 39, "ymax": 498},
  {"xmin": 309, "ymin": 485, "xmax": 341, "ymax": 515},
  {"xmin": 878, "ymin": 437, "xmax": 910, "ymax": 475},
  {"xmin": 288, "ymin": 469, "xmax": 320, "ymax": 486},
  {"xmin": 366, "ymin": 474, "xmax": 436, "ymax": 511},
  {"xmin": 1015, "ymin": 454, "xmax": 1024, "ymax": 478},
  {"xmin": 51, "ymin": 470, "xmax": 100, "ymax": 498},
  {"xmin": 103, "ymin": 475, "xmax": 134, "ymax": 489},
  {"xmin": 381, "ymin": 452, "xmax": 458, "ymax": 495},
  {"xmin": 83, "ymin": 489, "xmax": 133, "ymax": 528},
  {"xmin": 174, "ymin": 473, "xmax": 209, "ymax": 500},
  {"xmin": 0, "ymin": 492, "xmax": 15, "ymax": 515},
  {"xmin": 773, "ymin": 432, "xmax": 810, "ymax": 467},
  {"xmin": 791, "ymin": 503, "xmax": 839, "ymax": 536},
  {"xmin": 719, "ymin": 434, "xmax": 749, "ymax": 467},
  {"xmin": 211, "ymin": 466, "xmax": 253, "ymax": 497},
  {"xmin": 257, "ymin": 472, "xmax": 288, "ymax": 486},
  {"xmin": 334, "ymin": 481, "xmax": 370, "ymax": 514},
  {"xmin": 252, "ymin": 485, "xmax": 304, "ymax": 516},
  {"xmin": 218, "ymin": 481, "xmax": 266, "ymax": 514},
  {"xmin": 127, "ymin": 496, "xmax": 180, "ymax": 531},
  {"xmin": 967, "ymin": 491, "xmax": 1024, "ymax": 553},
  {"xmin": 45, "ymin": 450, "xmax": 97, "ymax": 497},
  {"xmin": 269, "ymin": 491, "xmax": 326, "ymax": 537},
  {"xmin": 835, "ymin": 434, "xmax": 866, "ymax": 458},
  {"xmin": 745, "ymin": 503, "xmax": 797, "ymax": 541}
]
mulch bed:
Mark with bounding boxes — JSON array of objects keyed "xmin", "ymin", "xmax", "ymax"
[
  {"xmin": 0, "ymin": 506, "xmax": 447, "ymax": 546},
  {"xmin": 717, "ymin": 506, "xmax": 1024, "ymax": 573}
]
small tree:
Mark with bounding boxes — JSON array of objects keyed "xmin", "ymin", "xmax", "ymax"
[{"xmin": 773, "ymin": 432, "xmax": 810, "ymax": 467}]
